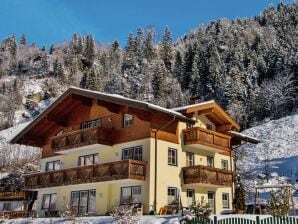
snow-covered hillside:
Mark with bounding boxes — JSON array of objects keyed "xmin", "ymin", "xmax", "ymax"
[{"xmin": 237, "ymin": 113, "xmax": 298, "ymax": 204}]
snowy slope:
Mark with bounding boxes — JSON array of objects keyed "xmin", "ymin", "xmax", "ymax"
[{"xmin": 236, "ymin": 113, "xmax": 298, "ymax": 204}]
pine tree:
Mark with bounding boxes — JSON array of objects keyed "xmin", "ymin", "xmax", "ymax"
[
  {"xmin": 152, "ymin": 61, "xmax": 166, "ymax": 99},
  {"xmin": 160, "ymin": 26, "xmax": 173, "ymax": 70},
  {"xmin": 20, "ymin": 34, "xmax": 26, "ymax": 46},
  {"xmin": 143, "ymin": 31, "xmax": 155, "ymax": 62},
  {"xmin": 135, "ymin": 28, "xmax": 143, "ymax": 65},
  {"xmin": 124, "ymin": 33, "xmax": 137, "ymax": 69},
  {"xmin": 233, "ymin": 174, "xmax": 246, "ymax": 213},
  {"xmin": 173, "ymin": 51, "xmax": 183, "ymax": 82},
  {"xmin": 49, "ymin": 44, "xmax": 55, "ymax": 55},
  {"xmin": 182, "ymin": 44, "xmax": 195, "ymax": 90},
  {"xmin": 83, "ymin": 34, "xmax": 95, "ymax": 68}
]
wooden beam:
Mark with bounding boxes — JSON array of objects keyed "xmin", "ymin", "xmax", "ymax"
[
  {"xmin": 216, "ymin": 123, "xmax": 233, "ymax": 132},
  {"xmin": 197, "ymin": 108, "xmax": 214, "ymax": 116},
  {"xmin": 23, "ymin": 134, "xmax": 46, "ymax": 146},
  {"xmin": 97, "ymin": 100, "xmax": 120, "ymax": 113},
  {"xmin": 46, "ymin": 114, "xmax": 68, "ymax": 127},
  {"xmin": 71, "ymin": 94, "xmax": 92, "ymax": 106}
]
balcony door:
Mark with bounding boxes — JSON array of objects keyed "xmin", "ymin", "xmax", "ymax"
[
  {"xmin": 208, "ymin": 191, "xmax": 216, "ymax": 214},
  {"xmin": 71, "ymin": 189, "xmax": 96, "ymax": 215}
]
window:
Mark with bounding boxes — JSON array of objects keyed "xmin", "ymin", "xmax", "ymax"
[
  {"xmin": 71, "ymin": 189, "xmax": 96, "ymax": 215},
  {"xmin": 186, "ymin": 152, "xmax": 194, "ymax": 166},
  {"xmin": 222, "ymin": 193, "xmax": 229, "ymax": 208},
  {"xmin": 42, "ymin": 193, "xmax": 57, "ymax": 210},
  {"xmin": 46, "ymin": 160, "xmax": 60, "ymax": 171},
  {"xmin": 122, "ymin": 146, "xmax": 143, "ymax": 161},
  {"xmin": 167, "ymin": 187, "xmax": 178, "ymax": 205},
  {"xmin": 3, "ymin": 202, "xmax": 11, "ymax": 211},
  {"xmin": 168, "ymin": 148, "xmax": 177, "ymax": 166},
  {"xmin": 120, "ymin": 186, "xmax": 142, "ymax": 204},
  {"xmin": 81, "ymin": 119, "xmax": 101, "ymax": 129},
  {"xmin": 123, "ymin": 113, "xmax": 133, "ymax": 127},
  {"xmin": 78, "ymin": 154, "xmax": 99, "ymax": 166},
  {"xmin": 206, "ymin": 124, "xmax": 213, "ymax": 130},
  {"xmin": 207, "ymin": 156, "xmax": 214, "ymax": 167},
  {"xmin": 221, "ymin": 159, "xmax": 229, "ymax": 170},
  {"xmin": 186, "ymin": 189, "xmax": 195, "ymax": 207}
]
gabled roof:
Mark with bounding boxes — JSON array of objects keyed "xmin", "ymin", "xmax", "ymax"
[
  {"xmin": 172, "ymin": 100, "xmax": 240, "ymax": 131},
  {"xmin": 10, "ymin": 87, "xmax": 194, "ymax": 146}
]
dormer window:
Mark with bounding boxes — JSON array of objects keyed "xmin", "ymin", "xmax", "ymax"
[
  {"xmin": 81, "ymin": 119, "xmax": 101, "ymax": 129},
  {"xmin": 123, "ymin": 114, "xmax": 133, "ymax": 128}
]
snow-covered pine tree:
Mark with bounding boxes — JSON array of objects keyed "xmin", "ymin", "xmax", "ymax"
[{"xmin": 160, "ymin": 26, "xmax": 173, "ymax": 70}]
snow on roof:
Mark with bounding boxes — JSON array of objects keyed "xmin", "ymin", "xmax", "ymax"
[
  {"xmin": 69, "ymin": 86, "xmax": 192, "ymax": 121},
  {"xmin": 228, "ymin": 130, "xmax": 261, "ymax": 143},
  {"xmin": 171, "ymin": 100, "xmax": 216, "ymax": 111}
]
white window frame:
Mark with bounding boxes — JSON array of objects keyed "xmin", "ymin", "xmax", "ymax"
[
  {"xmin": 123, "ymin": 113, "xmax": 133, "ymax": 128},
  {"xmin": 222, "ymin": 193, "xmax": 229, "ymax": 208},
  {"xmin": 122, "ymin": 146, "xmax": 143, "ymax": 161},
  {"xmin": 71, "ymin": 189, "xmax": 96, "ymax": 214},
  {"xmin": 168, "ymin": 148, "xmax": 177, "ymax": 166},
  {"xmin": 78, "ymin": 153, "xmax": 99, "ymax": 166},
  {"xmin": 221, "ymin": 159, "xmax": 229, "ymax": 170},
  {"xmin": 207, "ymin": 156, "xmax": 214, "ymax": 168},
  {"xmin": 42, "ymin": 193, "xmax": 57, "ymax": 210},
  {"xmin": 81, "ymin": 119, "xmax": 101, "ymax": 129},
  {"xmin": 120, "ymin": 186, "xmax": 142, "ymax": 204},
  {"xmin": 186, "ymin": 152, "xmax": 194, "ymax": 166},
  {"xmin": 167, "ymin": 187, "xmax": 178, "ymax": 205},
  {"xmin": 186, "ymin": 189, "xmax": 195, "ymax": 207},
  {"xmin": 45, "ymin": 160, "xmax": 60, "ymax": 171}
]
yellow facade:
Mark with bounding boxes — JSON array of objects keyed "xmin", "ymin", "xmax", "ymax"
[{"xmin": 35, "ymin": 115, "xmax": 234, "ymax": 217}]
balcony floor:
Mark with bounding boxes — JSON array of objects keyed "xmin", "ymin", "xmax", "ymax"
[{"xmin": 55, "ymin": 143, "xmax": 110, "ymax": 155}]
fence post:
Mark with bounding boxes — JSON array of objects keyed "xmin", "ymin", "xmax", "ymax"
[
  {"xmin": 213, "ymin": 216, "xmax": 217, "ymax": 224},
  {"xmin": 256, "ymin": 216, "xmax": 260, "ymax": 224}
]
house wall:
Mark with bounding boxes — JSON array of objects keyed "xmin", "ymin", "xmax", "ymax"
[{"xmin": 35, "ymin": 103, "xmax": 234, "ymax": 216}]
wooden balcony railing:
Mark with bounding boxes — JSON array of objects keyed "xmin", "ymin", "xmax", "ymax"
[
  {"xmin": 0, "ymin": 211, "xmax": 35, "ymax": 219},
  {"xmin": 0, "ymin": 191, "xmax": 26, "ymax": 201},
  {"xmin": 182, "ymin": 165, "xmax": 233, "ymax": 187},
  {"xmin": 25, "ymin": 160, "xmax": 146, "ymax": 189},
  {"xmin": 51, "ymin": 127, "xmax": 113, "ymax": 152},
  {"xmin": 183, "ymin": 127, "xmax": 231, "ymax": 152}
]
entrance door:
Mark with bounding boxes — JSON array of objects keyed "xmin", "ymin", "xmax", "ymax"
[{"xmin": 208, "ymin": 192, "xmax": 216, "ymax": 214}]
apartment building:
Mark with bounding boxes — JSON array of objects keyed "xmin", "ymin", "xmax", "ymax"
[{"xmin": 10, "ymin": 87, "xmax": 258, "ymax": 217}]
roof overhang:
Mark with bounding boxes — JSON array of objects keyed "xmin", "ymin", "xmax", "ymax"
[
  {"xmin": 228, "ymin": 131, "xmax": 261, "ymax": 144},
  {"xmin": 10, "ymin": 87, "xmax": 194, "ymax": 146},
  {"xmin": 172, "ymin": 100, "xmax": 240, "ymax": 131}
]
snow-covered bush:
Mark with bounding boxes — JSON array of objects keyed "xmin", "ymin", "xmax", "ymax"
[
  {"xmin": 267, "ymin": 189, "xmax": 290, "ymax": 216},
  {"xmin": 181, "ymin": 196, "xmax": 211, "ymax": 223},
  {"xmin": 110, "ymin": 204, "xmax": 140, "ymax": 224}
]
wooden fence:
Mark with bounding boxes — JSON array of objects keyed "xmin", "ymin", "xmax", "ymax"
[{"xmin": 188, "ymin": 216, "xmax": 298, "ymax": 224}]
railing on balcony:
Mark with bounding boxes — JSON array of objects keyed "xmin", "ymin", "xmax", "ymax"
[
  {"xmin": 182, "ymin": 165, "xmax": 233, "ymax": 187},
  {"xmin": 183, "ymin": 127, "xmax": 231, "ymax": 152},
  {"xmin": 0, "ymin": 192, "xmax": 26, "ymax": 201},
  {"xmin": 51, "ymin": 127, "xmax": 113, "ymax": 152},
  {"xmin": 0, "ymin": 211, "xmax": 35, "ymax": 219},
  {"xmin": 25, "ymin": 160, "xmax": 146, "ymax": 189}
]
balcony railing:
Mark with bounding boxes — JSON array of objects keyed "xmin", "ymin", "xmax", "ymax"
[
  {"xmin": 0, "ymin": 192, "xmax": 26, "ymax": 201},
  {"xmin": 51, "ymin": 127, "xmax": 113, "ymax": 152},
  {"xmin": 183, "ymin": 127, "xmax": 231, "ymax": 152},
  {"xmin": 182, "ymin": 165, "xmax": 233, "ymax": 187},
  {"xmin": 25, "ymin": 160, "xmax": 146, "ymax": 189}
]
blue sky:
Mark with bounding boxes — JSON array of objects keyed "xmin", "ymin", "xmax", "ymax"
[{"xmin": 0, "ymin": 0, "xmax": 291, "ymax": 47}]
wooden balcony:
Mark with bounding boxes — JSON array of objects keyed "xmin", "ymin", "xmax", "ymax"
[
  {"xmin": 51, "ymin": 127, "xmax": 113, "ymax": 153},
  {"xmin": 0, "ymin": 192, "xmax": 26, "ymax": 201},
  {"xmin": 0, "ymin": 211, "xmax": 35, "ymax": 219},
  {"xmin": 182, "ymin": 165, "xmax": 233, "ymax": 187},
  {"xmin": 183, "ymin": 127, "xmax": 231, "ymax": 152},
  {"xmin": 25, "ymin": 160, "xmax": 146, "ymax": 189}
]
